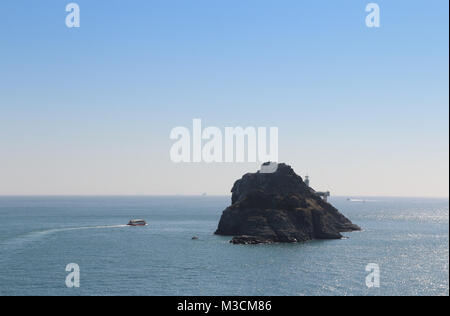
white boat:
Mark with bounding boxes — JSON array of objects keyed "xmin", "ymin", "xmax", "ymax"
[{"xmin": 127, "ymin": 219, "xmax": 147, "ymax": 226}]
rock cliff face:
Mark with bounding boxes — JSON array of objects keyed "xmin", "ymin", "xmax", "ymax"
[{"xmin": 215, "ymin": 163, "xmax": 361, "ymax": 244}]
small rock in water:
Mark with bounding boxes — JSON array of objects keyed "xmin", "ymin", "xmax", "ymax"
[{"xmin": 230, "ymin": 236, "xmax": 273, "ymax": 245}]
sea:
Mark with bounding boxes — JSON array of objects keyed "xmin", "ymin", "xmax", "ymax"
[{"xmin": 0, "ymin": 196, "xmax": 448, "ymax": 296}]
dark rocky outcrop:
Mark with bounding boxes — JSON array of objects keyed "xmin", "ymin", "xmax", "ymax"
[{"xmin": 215, "ymin": 163, "xmax": 361, "ymax": 244}]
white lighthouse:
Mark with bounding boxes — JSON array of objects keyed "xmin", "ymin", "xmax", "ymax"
[{"xmin": 304, "ymin": 175, "xmax": 330, "ymax": 202}]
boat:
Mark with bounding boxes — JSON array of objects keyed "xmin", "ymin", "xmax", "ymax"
[{"xmin": 127, "ymin": 219, "xmax": 147, "ymax": 226}]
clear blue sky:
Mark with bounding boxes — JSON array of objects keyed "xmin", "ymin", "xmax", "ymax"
[{"xmin": 0, "ymin": 0, "xmax": 448, "ymax": 196}]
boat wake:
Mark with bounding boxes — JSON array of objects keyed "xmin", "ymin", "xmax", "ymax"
[
  {"xmin": 38, "ymin": 224, "xmax": 129, "ymax": 235},
  {"xmin": 0, "ymin": 224, "xmax": 129, "ymax": 250}
]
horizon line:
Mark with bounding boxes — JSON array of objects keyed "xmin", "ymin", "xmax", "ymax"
[{"xmin": 0, "ymin": 194, "xmax": 448, "ymax": 199}]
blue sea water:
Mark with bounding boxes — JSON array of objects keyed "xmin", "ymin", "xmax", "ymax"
[{"xmin": 0, "ymin": 196, "xmax": 448, "ymax": 296}]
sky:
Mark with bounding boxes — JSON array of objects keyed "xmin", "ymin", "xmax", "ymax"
[{"xmin": 0, "ymin": 0, "xmax": 448, "ymax": 197}]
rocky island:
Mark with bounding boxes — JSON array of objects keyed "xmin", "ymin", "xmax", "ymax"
[{"xmin": 215, "ymin": 163, "xmax": 361, "ymax": 244}]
